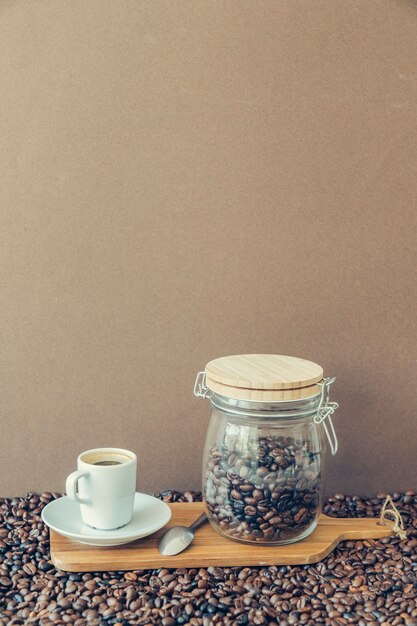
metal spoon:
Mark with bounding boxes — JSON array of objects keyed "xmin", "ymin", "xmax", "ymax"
[{"xmin": 158, "ymin": 512, "xmax": 208, "ymax": 556}]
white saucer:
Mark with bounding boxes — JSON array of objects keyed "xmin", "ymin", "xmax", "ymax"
[{"xmin": 41, "ymin": 493, "xmax": 171, "ymax": 546}]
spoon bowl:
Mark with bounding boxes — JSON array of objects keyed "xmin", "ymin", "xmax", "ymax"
[{"xmin": 158, "ymin": 513, "xmax": 207, "ymax": 556}]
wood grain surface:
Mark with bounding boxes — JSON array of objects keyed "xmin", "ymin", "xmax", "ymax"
[
  {"xmin": 204, "ymin": 377, "xmax": 322, "ymax": 402},
  {"xmin": 205, "ymin": 355, "xmax": 323, "ymax": 389},
  {"xmin": 50, "ymin": 502, "xmax": 394, "ymax": 572}
]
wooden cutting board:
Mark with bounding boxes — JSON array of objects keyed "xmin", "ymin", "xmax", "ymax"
[{"xmin": 49, "ymin": 502, "xmax": 394, "ymax": 572}]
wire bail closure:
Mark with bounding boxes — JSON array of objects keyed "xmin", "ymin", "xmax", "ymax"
[
  {"xmin": 194, "ymin": 371, "xmax": 211, "ymax": 399},
  {"xmin": 314, "ymin": 377, "xmax": 339, "ymax": 456},
  {"xmin": 194, "ymin": 371, "xmax": 339, "ymax": 455}
]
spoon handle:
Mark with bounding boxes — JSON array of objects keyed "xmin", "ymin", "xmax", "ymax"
[{"xmin": 189, "ymin": 512, "xmax": 208, "ymax": 531}]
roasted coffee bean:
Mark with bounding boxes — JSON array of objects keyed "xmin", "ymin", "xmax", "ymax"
[
  {"xmin": 244, "ymin": 505, "xmax": 257, "ymax": 517},
  {"xmin": 0, "ymin": 490, "xmax": 416, "ymax": 626},
  {"xmin": 204, "ymin": 435, "xmax": 321, "ymax": 542}
]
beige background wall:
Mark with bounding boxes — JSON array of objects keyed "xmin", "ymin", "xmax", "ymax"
[{"xmin": 1, "ymin": 0, "xmax": 416, "ymax": 497}]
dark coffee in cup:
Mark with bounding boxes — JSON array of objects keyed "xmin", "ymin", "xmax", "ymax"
[
  {"xmin": 81, "ymin": 451, "xmax": 134, "ymax": 466},
  {"xmin": 93, "ymin": 460, "xmax": 122, "ymax": 466}
]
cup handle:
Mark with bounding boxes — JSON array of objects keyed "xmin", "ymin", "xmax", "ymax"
[{"xmin": 66, "ymin": 470, "xmax": 90, "ymax": 504}]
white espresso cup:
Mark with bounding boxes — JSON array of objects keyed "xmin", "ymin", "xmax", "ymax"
[{"xmin": 65, "ymin": 447, "xmax": 137, "ymax": 530}]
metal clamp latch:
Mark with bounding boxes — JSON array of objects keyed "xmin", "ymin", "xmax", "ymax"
[
  {"xmin": 314, "ymin": 377, "xmax": 339, "ymax": 456},
  {"xmin": 194, "ymin": 371, "xmax": 211, "ymax": 399}
]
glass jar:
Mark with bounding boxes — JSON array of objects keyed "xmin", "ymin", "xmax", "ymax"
[{"xmin": 194, "ymin": 355, "xmax": 339, "ymax": 545}]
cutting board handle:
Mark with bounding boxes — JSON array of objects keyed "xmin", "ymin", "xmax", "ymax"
[{"xmin": 320, "ymin": 514, "xmax": 395, "ymax": 541}]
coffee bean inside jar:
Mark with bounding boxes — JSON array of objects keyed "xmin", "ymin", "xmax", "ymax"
[
  {"xmin": 204, "ymin": 434, "xmax": 321, "ymax": 544},
  {"xmin": 195, "ymin": 354, "xmax": 339, "ymax": 545}
]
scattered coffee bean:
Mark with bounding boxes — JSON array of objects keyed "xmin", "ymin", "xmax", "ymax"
[{"xmin": 0, "ymin": 490, "xmax": 415, "ymax": 626}]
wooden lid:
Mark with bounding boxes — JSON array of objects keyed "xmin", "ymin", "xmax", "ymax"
[{"xmin": 205, "ymin": 354, "xmax": 323, "ymax": 402}]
